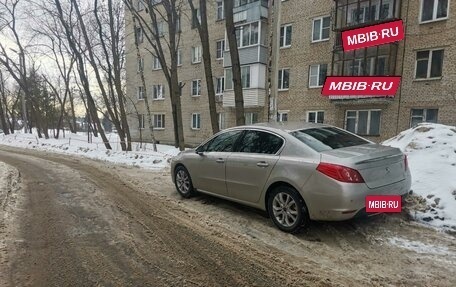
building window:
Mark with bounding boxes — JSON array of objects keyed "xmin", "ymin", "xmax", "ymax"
[
  {"xmin": 278, "ymin": 111, "xmax": 288, "ymax": 122},
  {"xmin": 309, "ymin": 64, "xmax": 327, "ymax": 88},
  {"xmin": 157, "ymin": 21, "xmax": 165, "ymax": 37},
  {"xmin": 245, "ymin": 112, "xmax": 258, "ymax": 125},
  {"xmin": 216, "ymin": 1, "xmax": 224, "ymax": 20},
  {"xmin": 137, "ymin": 57, "xmax": 144, "ymax": 73},
  {"xmin": 192, "ymin": 46, "xmax": 202, "ymax": 63},
  {"xmin": 235, "ymin": 22, "xmax": 259, "ymax": 48},
  {"xmin": 225, "ymin": 66, "xmax": 250, "ymax": 89},
  {"xmin": 139, "ymin": 114, "xmax": 145, "ymax": 129},
  {"xmin": 415, "ymin": 49, "xmax": 444, "ymax": 79},
  {"xmin": 153, "ymin": 114, "xmax": 165, "ymax": 129},
  {"xmin": 225, "ymin": 69, "xmax": 233, "ymax": 90},
  {"xmin": 241, "ymin": 66, "xmax": 251, "ymax": 88},
  {"xmin": 192, "ymin": 8, "xmax": 201, "ymax": 28},
  {"xmin": 216, "ymin": 39, "xmax": 225, "ymax": 60},
  {"xmin": 177, "ymin": 49, "xmax": 182, "ymax": 66},
  {"xmin": 411, "ymin": 109, "xmax": 438, "ymax": 127},
  {"xmin": 192, "ymin": 79, "xmax": 201, "ymax": 96},
  {"xmin": 135, "ymin": 26, "xmax": 143, "ymax": 44},
  {"xmin": 279, "ymin": 24, "xmax": 292, "ymax": 47},
  {"xmin": 136, "ymin": 0, "xmax": 145, "ymax": 11},
  {"xmin": 137, "ymin": 86, "xmax": 144, "ymax": 100},
  {"xmin": 345, "ymin": 110, "xmax": 381, "ymax": 136},
  {"xmin": 153, "ymin": 56, "xmax": 161, "ymax": 70},
  {"xmin": 175, "ymin": 15, "xmax": 181, "ymax": 32},
  {"xmin": 420, "ymin": 0, "xmax": 448, "ymax": 23},
  {"xmin": 312, "ymin": 16, "xmax": 330, "ymax": 42},
  {"xmin": 334, "ymin": 0, "xmax": 397, "ymax": 30},
  {"xmin": 192, "ymin": 113, "xmax": 201, "ymax": 129},
  {"xmin": 153, "ymin": 85, "xmax": 165, "ymax": 100},
  {"xmin": 307, "ymin": 111, "xmax": 324, "ymax": 124},
  {"xmin": 278, "ymin": 68, "xmax": 290, "ymax": 90},
  {"xmin": 218, "ymin": 113, "xmax": 225, "ymax": 129},
  {"xmin": 216, "ymin": 77, "xmax": 225, "ymax": 95}
]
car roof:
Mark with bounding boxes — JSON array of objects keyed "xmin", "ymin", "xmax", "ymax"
[{"xmin": 241, "ymin": 121, "xmax": 332, "ymax": 133}]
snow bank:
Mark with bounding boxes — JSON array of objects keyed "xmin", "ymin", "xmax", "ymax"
[
  {"xmin": 383, "ymin": 123, "xmax": 456, "ymax": 230},
  {"xmin": 0, "ymin": 131, "xmax": 181, "ymax": 170}
]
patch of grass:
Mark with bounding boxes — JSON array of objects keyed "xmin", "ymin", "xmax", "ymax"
[
  {"xmin": 415, "ymin": 126, "xmax": 433, "ymax": 133},
  {"xmin": 407, "ymin": 142, "xmax": 419, "ymax": 150}
]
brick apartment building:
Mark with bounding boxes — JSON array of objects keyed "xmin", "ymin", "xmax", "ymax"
[{"xmin": 126, "ymin": 0, "xmax": 456, "ymax": 146}]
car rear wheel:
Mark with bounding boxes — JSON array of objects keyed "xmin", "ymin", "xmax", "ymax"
[
  {"xmin": 174, "ymin": 166, "xmax": 195, "ymax": 198},
  {"xmin": 267, "ymin": 186, "xmax": 310, "ymax": 233}
]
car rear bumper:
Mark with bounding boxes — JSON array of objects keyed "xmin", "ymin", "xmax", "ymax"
[{"xmin": 303, "ymin": 172, "xmax": 412, "ymax": 221}]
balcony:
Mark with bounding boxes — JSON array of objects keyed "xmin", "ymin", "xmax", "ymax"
[
  {"xmin": 222, "ymin": 88, "xmax": 266, "ymax": 108},
  {"xmin": 233, "ymin": 0, "xmax": 269, "ymax": 23},
  {"xmin": 332, "ymin": 0, "xmax": 401, "ymax": 31},
  {"xmin": 328, "ymin": 95, "xmax": 395, "ymax": 104},
  {"xmin": 332, "ymin": 43, "xmax": 398, "ymax": 76},
  {"xmin": 223, "ymin": 45, "xmax": 268, "ymax": 67},
  {"xmin": 330, "ymin": 43, "xmax": 398, "ymax": 101}
]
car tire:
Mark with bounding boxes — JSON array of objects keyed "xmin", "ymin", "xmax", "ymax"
[
  {"xmin": 267, "ymin": 185, "xmax": 310, "ymax": 233},
  {"xmin": 174, "ymin": 166, "xmax": 196, "ymax": 198}
]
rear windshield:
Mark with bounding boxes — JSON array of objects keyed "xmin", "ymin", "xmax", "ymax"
[{"xmin": 290, "ymin": 127, "xmax": 369, "ymax": 152}]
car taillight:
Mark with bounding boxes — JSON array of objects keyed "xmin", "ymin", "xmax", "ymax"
[
  {"xmin": 316, "ymin": 162, "xmax": 365, "ymax": 183},
  {"xmin": 404, "ymin": 154, "xmax": 408, "ymax": 171}
]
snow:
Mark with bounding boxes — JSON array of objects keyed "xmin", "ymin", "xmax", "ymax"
[
  {"xmin": 0, "ymin": 131, "xmax": 181, "ymax": 170},
  {"xmin": 383, "ymin": 123, "xmax": 456, "ymax": 230},
  {"xmin": 387, "ymin": 236, "xmax": 453, "ymax": 256}
]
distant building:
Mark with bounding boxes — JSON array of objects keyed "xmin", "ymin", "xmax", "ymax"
[{"xmin": 126, "ymin": 0, "xmax": 456, "ymax": 146}]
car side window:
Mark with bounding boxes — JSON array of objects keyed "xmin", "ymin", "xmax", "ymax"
[
  {"xmin": 205, "ymin": 130, "xmax": 243, "ymax": 152},
  {"xmin": 197, "ymin": 139, "xmax": 213, "ymax": 153},
  {"xmin": 236, "ymin": 130, "xmax": 284, "ymax": 154}
]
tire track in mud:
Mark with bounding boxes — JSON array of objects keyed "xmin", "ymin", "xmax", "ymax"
[
  {"xmin": 0, "ymin": 148, "xmax": 342, "ymax": 287},
  {"xmin": 1, "ymin": 146, "xmax": 455, "ymax": 287}
]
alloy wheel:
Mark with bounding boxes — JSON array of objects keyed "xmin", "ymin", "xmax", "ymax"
[
  {"xmin": 272, "ymin": 192, "xmax": 298, "ymax": 227},
  {"xmin": 176, "ymin": 170, "xmax": 190, "ymax": 194}
]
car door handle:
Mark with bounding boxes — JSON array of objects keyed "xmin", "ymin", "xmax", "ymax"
[
  {"xmin": 216, "ymin": 158, "xmax": 225, "ymax": 163},
  {"xmin": 256, "ymin": 161, "xmax": 269, "ymax": 168}
]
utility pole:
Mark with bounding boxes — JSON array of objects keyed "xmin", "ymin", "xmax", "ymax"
[{"xmin": 268, "ymin": 0, "xmax": 281, "ymax": 122}]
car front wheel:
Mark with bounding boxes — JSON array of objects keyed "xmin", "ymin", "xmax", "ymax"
[
  {"xmin": 174, "ymin": 166, "xmax": 195, "ymax": 198},
  {"xmin": 267, "ymin": 186, "xmax": 310, "ymax": 233}
]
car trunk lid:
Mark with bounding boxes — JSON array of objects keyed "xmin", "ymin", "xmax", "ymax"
[{"xmin": 320, "ymin": 144, "xmax": 406, "ymax": 189}]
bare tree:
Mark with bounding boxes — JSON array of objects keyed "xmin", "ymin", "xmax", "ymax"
[
  {"xmin": 52, "ymin": 0, "xmax": 112, "ymax": 149},
  {"xmin": 125, "ymin": 0, "xmax": 186, "ymax": 151},
  {"xmin": 0, "ymin": 70, "xmax": 10, "ymax": 134},
  {"xmin": 224, "ymin": 0, "xmax": 245, "ymax": 126},
  {"xmin": 92, "ymin": 0, "xmax": 132, "ymax": 150},
  {"xmin": 0, "ymin": 0, "xmax": 31, "ymax": 133},
  {"xmin": 187, "ymin": 0, "xmax": 219, "ymax": 134},
  {"xmin": 130, "ymin": 13, "xmax": 158, "ymax": 151},
  {"xmin": 32, "ymin": 10, "xmax": 78, "ymax": 136}
]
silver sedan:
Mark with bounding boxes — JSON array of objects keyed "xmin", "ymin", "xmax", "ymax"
[{"xmin": 171, "ymin": 122, "xmax": 412, "ymax": 233}]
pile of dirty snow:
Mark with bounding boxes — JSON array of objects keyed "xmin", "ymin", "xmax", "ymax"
[
  {"xmin": 383, "ymin": 123, "xmax": 456, "ymax": 230},
  {"xmin": 0, "ymin": 131, "xmax": 180, "ymax": 170}
]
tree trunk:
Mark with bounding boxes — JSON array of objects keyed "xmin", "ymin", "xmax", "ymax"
[
  {"xmin": 188, "ymin": 0, "xmax": 219, "ymax": 134},
  {"xmin": 131, "ymin": 15, "xmax": 157, "ymax": 152},
  {"xmin": 69, "ymin": 89, "xmax": 77, "ymax": 133},
  {"xmin": 224, "ymin": 0, "xmax": 245, "ymax": 126},
  {"xmin": 0, "ymin": 72, "xmax": 10, "ymax": 134},
  {"xmin": 54, "ymin": 0, "xmax": 111, "ymax": 149}
]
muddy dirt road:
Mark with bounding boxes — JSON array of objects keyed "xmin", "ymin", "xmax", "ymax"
[{"xmin": 0, "ymin": 146, "xmax": 455, "ymax": 287}]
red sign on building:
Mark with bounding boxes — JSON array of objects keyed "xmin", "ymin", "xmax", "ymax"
[
  {"xmin": 342, "ymin": 20, "xmax": 404, "ymax": 51},
  {"xmin": 321, "ymin": 76, "xmax": 401, "ymax": 96}
]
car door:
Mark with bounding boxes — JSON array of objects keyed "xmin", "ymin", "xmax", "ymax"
[
  {"xmin": 191, "ymin": 130, "xmax": 243, "ymax": 196},
  {"xmin": 225, "ymin": 130, "xmax": 284, "ymax": 203}
]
